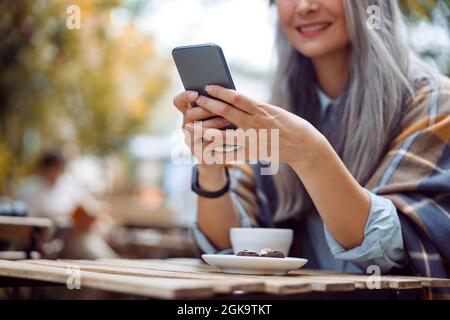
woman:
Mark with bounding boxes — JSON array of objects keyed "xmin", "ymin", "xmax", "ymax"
[{"xmin": 173, "ymin": 0, "xmax": 450, "ymax": 298}]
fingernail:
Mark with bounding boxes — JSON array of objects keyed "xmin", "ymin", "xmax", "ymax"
[
  {"xmin": 185, "ymin": 123, "xmax": 194, "ymax": 131},
  {"xmin": 188, "ymin": 91, "xmax": 198, "ymax": 99},
  {"xmin": 204, "ymin": 85, "xmax": 212, "ymax": 93}
]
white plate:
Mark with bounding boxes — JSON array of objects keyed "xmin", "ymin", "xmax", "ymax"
[{"xmin": 202, "ymin": 254, "xmax": 308, "ymax": 276}]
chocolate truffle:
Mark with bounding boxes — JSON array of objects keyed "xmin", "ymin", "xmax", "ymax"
[
  {"xmin": 236, "ymin": 250, "xmax": 260, "ymax": 257},
  {"xmin": 260, "ymin": 248, "xmax": 285, "ymax": 258}
]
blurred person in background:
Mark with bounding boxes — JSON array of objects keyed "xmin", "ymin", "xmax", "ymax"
[{"xmin": 16, "ymin": 150, "xmax": 118, "ymax": 259}]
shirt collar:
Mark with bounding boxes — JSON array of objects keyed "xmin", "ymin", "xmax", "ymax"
[{"xmin": 317, "ymin": 87, "xmax": 341, "ymax": 115}]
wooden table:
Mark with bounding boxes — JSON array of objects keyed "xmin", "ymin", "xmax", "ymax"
[
  {"xmin": 0, "ymin": 216, "xmax": 53, "ymax": 260},
  {"xmin": 0, "ymin": 258, "xmax": 448, "ymax": 299}
]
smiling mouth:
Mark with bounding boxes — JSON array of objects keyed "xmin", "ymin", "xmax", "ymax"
[{"xmin": 296, "ymin": 23, "xmax": 332, "ymax": 37}]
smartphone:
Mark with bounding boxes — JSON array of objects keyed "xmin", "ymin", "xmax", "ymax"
[{"xmin": 172, "ymin": 43, "xmax": 237, "ymax": 131}]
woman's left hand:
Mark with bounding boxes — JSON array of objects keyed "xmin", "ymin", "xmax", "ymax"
[{"xmin": 185, "ymin": 85, "xmax": 324, "ymax": 166}]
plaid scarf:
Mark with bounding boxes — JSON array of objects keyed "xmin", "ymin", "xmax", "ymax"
[{"xmin": 365, "ymin": 72, "xmax": 450, "ymax": 299}]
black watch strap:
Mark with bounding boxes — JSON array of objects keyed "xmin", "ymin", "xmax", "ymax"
[{"xmin": 191, "ymin": 165, "xmax": 230, "ymax": 198}]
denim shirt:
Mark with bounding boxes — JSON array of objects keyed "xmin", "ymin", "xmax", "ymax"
[{"xmin": 191, "ymin": 89, "xmax": 408, "ymax": 274}]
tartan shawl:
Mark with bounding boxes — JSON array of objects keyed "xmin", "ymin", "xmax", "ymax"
[{"xmin": 228, "ymin": 70, "xmax": 450, "ymax": 299}]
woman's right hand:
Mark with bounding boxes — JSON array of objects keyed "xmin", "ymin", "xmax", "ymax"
[
  {"xmin": 173, "ymin": 91, "xmax": 240, "ymax": 251},
  {"xmin": 173, "ymin": 91, "xmax": 232, "ymax": 129},
  {"xmin": 173, "ymin": 91, "xmax": 229, "ymax": 182}
]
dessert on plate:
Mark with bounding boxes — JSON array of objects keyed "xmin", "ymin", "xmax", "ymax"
[{"xmin": 236, "ymin": 248, "xmax": 285, "ymax": 258}]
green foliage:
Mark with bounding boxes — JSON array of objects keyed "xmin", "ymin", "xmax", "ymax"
[{"xmin": 399, "ymin": 0, "xmax": 439, "ymax": 20}]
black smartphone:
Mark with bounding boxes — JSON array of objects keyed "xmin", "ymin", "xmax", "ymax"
[{"xmin": 172, "ymin": 43, "xmax": 237, "ymax": 130}]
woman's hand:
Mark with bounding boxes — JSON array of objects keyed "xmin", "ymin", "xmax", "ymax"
[
  {"xmin": 185, "ymin": 85, "xmax": 324, "ymax": 166},
  {"xmin": 173, "ymin": 90, "xmax": 232, "ymax": 196},
  {"xmin": 172, "ymin": 91, "xmax": 243, "ymax": 250},
  {"xmin": 173, "ymin": 90, "xmax": 232, "ymax": 170},
  {"xmin": 173, "ymin": 90, "xmax": 233, "ymax": 130}
]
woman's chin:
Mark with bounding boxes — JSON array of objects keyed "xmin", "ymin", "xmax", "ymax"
[
  {"xmin": 296, "ymin": 47, "xmax": 331, "ymax": 59},
  {"xmin": 294, "ymin": 43, "xmax": 346, "ymax": 60}
]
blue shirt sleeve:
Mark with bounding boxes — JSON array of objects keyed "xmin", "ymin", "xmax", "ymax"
[
  {"xmin": 191, "ymin": 191, "xmax": 253, "ymax": 254},
  {"xmin": 323, "ymin": 189, "xmax": 408, "ymax": 273}
]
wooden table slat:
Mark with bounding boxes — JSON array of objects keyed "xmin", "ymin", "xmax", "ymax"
[
  {"xmin": 292, "ymin": 269, "xmax": 450, "ymax": 289},
  {"xmin": 0, "ymin": 260, "xmax": 216, "ymax": 299},
  {"xmin": 1, "ymin": 258, "xmax": 448, "ymax": 299},
  {"xmin": 99, "ymin": 259, "xmax": 447, "ymax": 291},
  {"xmin": 96, "ymin": 259, "xmax": 357, "ymax": 293},
  {"xmin": 65, "ymin": 259, "xmax": 357, "ymax": 294},
  {"xmin": 25, "ymin": 259, "xmax": 265, "ymax": 294}
]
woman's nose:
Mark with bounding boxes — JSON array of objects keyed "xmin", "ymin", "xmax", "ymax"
[{"xmin": 295, "ymin": 0, "xmax": 320, "ymax": 17}]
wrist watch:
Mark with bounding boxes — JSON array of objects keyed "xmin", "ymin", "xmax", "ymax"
[{"xmin": 191, "ymin": 165, "xmax": 230, "ymax": 198}]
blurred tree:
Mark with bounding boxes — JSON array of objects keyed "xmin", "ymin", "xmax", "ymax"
[
  {"xmin": 400, "ymin": 0, "xmax": 450, "ymax": 75},
  {"xmin": 0, "ymin": 0, "xmax": 170, "ymax": 194},
  {"xmin": 399, "ymin": 0, "xmax": 439, "ymax": 20}
]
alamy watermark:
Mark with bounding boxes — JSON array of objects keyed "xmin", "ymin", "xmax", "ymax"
[
  {"xmin": 66, "ymin": 4, "xmax": 81, "ymax": 30},
  {"xmin": 171, "ymin": 123, "xmax": 280, "ymax": 175},
  {"xmin": 366, "ymin": 265, "xmax": 381, "ymax": 289},
  {"xmin": 66, "ymin": 265, "xmax": 81, "ymax": 290},
  {"xmin": 367, "ymin": 5, "xmax": 382, "ymax": 30}
]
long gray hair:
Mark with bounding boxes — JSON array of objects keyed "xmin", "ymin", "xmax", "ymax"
[{"xmin": 271, "ymin": 0, "xmax": 416, "ymax": 221}]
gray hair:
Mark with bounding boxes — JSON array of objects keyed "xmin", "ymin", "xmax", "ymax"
[{"xmin": 270, "ymin": 0, "xmax": 418, "ymax": 221}]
